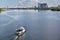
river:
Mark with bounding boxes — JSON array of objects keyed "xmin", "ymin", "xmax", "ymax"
[{"xmin": 0, "ymin": 10, "xmax": 60, "ymax": 40}]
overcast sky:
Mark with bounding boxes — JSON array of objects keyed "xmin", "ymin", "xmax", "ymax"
[{"xmin": 0, "ymin": 0, "xmax": 60, "ymax": 7}]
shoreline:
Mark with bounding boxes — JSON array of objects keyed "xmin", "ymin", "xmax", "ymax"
[
  {"xmin": 0, "ymin": 8, "xmax": 5, "ymax": 13},
  {"xmin": 0, "ymin": 7, "xmax": 60, "ymax": 12}
]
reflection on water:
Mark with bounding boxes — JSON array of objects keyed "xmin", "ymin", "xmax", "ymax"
[{"xmin": 0, "ymin": 10, "xmax": 60, "ymax": 40}]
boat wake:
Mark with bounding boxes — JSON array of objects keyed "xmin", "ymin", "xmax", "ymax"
[{"xmin": 0, "ymin": 10, "xmax": 20, "ymax": 26}]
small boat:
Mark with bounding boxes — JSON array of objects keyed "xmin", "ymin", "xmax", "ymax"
[{"xmin": 16, "ymin": 26, "xmax": 26, "ymax": 36}]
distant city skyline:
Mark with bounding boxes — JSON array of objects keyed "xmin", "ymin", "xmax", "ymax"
[{"xmin": 0, "ymin": 0, "xmax": 60, "ymax": 8}]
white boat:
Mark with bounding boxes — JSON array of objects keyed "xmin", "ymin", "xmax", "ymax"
[{"xmin": 16, "ymin": 26, "xmax": 26, "ymax": 36}]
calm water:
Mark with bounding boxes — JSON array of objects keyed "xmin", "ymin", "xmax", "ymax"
[{"xmin": 0, "ymin": 10, "xmax": 60, "ymax": 40}]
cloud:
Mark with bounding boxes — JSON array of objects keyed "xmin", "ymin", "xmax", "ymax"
[
  {"xmin": 18, "ymin": 0, "xmax": 26, "ymax": 5},
  {"xmin": 31, "ymin": 0, "xmax": 39, "ymax": 2},
  {"xmin": 0, "ymin": 0, "xmax": 60, "ymax": 7},
  {"xmin": 18, "ymin": 0, "xmax": 39, "ymax": 6}
]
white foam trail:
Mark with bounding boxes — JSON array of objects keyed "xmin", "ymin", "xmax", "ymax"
[
  {"xmin": 5, "ymin": 14, "xmax": 21, "ymax": 20},
  {"xmin": 0, "ymin": 20, "xmax": 14, "ymax": 27},
  {"xmin": 0, "ymin": 10, "xmax": 19, "ymax": 26},
  {"xmin": 0, "ymin": 10, "xmax": 25, "ymax": 26},
  {"xmin": 1, "ymin": 10, "xmax": 21, "ymax": 20},
  {"xmin": 0, "ymin": 16, "xmax": 18, "ymax": 26}
]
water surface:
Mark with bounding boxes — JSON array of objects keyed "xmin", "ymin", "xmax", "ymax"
[{"xmin": 0, "ymin": 10, "xmax": 60, "ymax": 40}]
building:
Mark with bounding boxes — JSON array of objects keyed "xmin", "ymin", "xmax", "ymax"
[
  {"xmin": 38, "ymin": 3, "xmax": 48, "ymax": 8},
  {"xmin": 58, "ymin": 5, "xmax": 60, "ymax": 7}
]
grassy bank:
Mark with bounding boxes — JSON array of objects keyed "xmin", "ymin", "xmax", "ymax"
[
  {"xmin": 50, "ymin": 7, "xmax": 60, "ymax": 11},
  {"xmin": 0, "ymin": 8, "xmax": 5, "ymax": 13}
]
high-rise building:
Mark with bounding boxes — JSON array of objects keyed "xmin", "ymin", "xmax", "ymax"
[
  {"xmin": 58, "ymin": 5, "xmax": 60, "ymax": 7},
  {"xmin": 38, "ymin": 3, "xmax": 48, "ymax": 8}
]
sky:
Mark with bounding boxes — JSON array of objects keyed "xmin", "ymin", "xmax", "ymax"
[{"xmin": 0, "ymin": 0, "xmax": 60, "ymax": 8}]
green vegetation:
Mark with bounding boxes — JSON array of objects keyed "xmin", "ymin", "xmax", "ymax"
[
  {"xmin": 0, "ymin": 8, "xmax": 5, "ymax": 13},
  {"xmin": 50, "ymin": 7, "xmax": 60, "ymax": 11}
]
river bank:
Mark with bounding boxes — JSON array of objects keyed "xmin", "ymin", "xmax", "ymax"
[
  {"xmin": 50, "ymin": 7, "xmax": 60, "ymax": 11},
  {"xmin": 0, "ymin": 7, "xmax": 60, "ymax": 11},
  {"xmin": 0, "ymin": 8, "xmax": 5, "ymax": 13}
]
